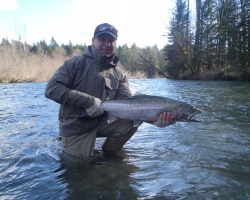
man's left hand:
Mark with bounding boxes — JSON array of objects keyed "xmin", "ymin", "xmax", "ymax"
[{"xmin": 153, "ymin": 112, "xmax": 175, "ymax": 128}]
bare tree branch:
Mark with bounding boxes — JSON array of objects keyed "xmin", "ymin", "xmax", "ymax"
[{"xmin": 133, "ymin": 53, "xmax": 170, "ymax": 79}]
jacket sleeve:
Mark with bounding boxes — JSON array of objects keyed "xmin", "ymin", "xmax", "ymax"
[
  {"xmin": 115, "ymin": 70, "xmax": 132, "ymax": 98},
  {"xmin": 45, "ymin": 57, "xmax": 94, "ymax": 109}
]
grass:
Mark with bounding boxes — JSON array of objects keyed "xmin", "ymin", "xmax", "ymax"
[{"xmin": 0, "ymin": 45, "xmax": 72, "ymax": 83}]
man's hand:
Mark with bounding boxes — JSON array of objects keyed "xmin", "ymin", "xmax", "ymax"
[
  {"xmin": 153, "ymin": 112, "xmax": 175, "ymax": 128},
  {"xmin": 85, "ymin": 97, "xmax": 104, "ymax": 117}
]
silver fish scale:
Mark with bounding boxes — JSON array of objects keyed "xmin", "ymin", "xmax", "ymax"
[{"xmin": 101, "ymin": 95, "xmax": 200, "ymax": 122}]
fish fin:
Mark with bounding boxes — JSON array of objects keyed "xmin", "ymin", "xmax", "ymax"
[
  {"xmin": 132, "ymin": 93, "xmax": 151, "ymax": 98},
  {"xmin": 133, "ymin": 92, "xmax": 144, "ymax": 96},
  {"xmin": 133, "ymin": 120, "xmax": 143, "ymax": 127},
  {"xmin": 106, "ymin": 112, "xmax": 118, "ymax": 123}
]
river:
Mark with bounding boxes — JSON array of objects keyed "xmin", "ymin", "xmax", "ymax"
[{"xmin": 0, "ymin": 79, "xmax": 249, "ymax": 199}]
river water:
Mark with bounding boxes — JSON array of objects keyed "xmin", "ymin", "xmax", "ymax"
[{"xmin": 0, "ymin": 79, "xmax": 249, "ymax": 200}]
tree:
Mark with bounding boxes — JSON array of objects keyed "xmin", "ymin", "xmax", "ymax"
[
  {"xmin": 192, "ymin": 0, "xmax": 202, "ymax": 71},
  {"xmin": 164, "ymin": 0, "xmax": 192, "ymax": 77},
  {"xmin": 49, "ymin": 36, "xmax": 59, "ymax": 49},
  {"xmin": 62, "ymin": 40, "xmax": 74, "ymax": 55}
]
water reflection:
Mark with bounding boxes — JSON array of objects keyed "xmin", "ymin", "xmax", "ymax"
[{"xmin": 55, "ymin": 152, "xmax": 139, "ymax": 200}]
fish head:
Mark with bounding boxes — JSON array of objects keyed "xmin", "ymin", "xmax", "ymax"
[{"xmin": 176, "ymin": 105, "xmax": 202, "ymax": 122}]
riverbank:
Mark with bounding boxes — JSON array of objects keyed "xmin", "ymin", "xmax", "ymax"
[
  {"xmin": 0, "ymin": 60, "xmax": 249, "ymax": 83},
  {"xmin": 173, "ymin": 67, "xmax": 250, "ymax": 82},
  {"xmin": 1, "ymin": 41, "xmax": 249, "ymax": 83},
  {"xmin": 1, "ymin": 69, "xmax": 250, "ymax": 83}
]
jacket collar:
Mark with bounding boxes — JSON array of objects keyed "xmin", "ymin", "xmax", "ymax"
[{"xmin": 83, "ymin": 45, "xmax": 119, "ymax": 68}]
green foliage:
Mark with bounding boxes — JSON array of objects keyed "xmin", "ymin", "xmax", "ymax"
[
  {"xmin": 166, "ymin": 0, "xmax": 250, "ymax": 78},
  {"xmin": 27, "ymin": 37, "xmax": 88, "ymax": 58},
  {"xmin": 49, "ymin": 36, "xmax": 59, "ymax": 49},
  {"xmin": 164, "ymin": 44, "xmax": 181, "ymax": 78},
  {"xmin": 62, "ymin": 40, "xmax": 74, "ymax": 55},
  {"xmin": 114, "ymin": 43, "xmax": 166, "ymax": 77},
  {"xmin": 165, "ymin": 0, "xmax": 193, "ymax": 78}
]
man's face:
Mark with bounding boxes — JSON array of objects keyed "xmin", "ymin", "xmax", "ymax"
[{"xmin": 92, "ymin": 34, "xmax": 116, "ymax": 57}]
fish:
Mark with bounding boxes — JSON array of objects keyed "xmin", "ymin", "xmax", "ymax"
[{"xmin": 101, "ymin": 94, "xmax": 202, "ymax": 127}]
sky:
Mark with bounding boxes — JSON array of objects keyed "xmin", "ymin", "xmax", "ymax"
[{"xmin": 0, "ymin": 0, "xmax": 176, "ymax": 49}]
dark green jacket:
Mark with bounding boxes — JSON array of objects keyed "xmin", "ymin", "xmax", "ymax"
[{"xmin": 45, "ymin": 45, "xmax": 131, "ymax": 136}]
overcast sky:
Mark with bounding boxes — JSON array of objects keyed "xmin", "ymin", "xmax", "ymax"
[{"xmin": 0, "ymin": 0, "xmax": 177, "ymax": 49}]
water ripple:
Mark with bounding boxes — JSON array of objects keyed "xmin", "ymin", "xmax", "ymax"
[{"xmin": 0, "ymin": 80, "xmax": 250, "ymax": 199}]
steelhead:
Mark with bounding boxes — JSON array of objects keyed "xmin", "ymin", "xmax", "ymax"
[{"xmin": 102, "ymin": 94, "xmax": 202, "ymax": 127}]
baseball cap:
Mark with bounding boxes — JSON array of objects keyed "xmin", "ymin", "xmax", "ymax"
[{"xmin": 94, "ymin": 23, "xmax": 118, "ymax": 40}]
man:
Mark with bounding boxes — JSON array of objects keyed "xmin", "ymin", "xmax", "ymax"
[{"xmin": 45, "ymin": 23, "xmax": 174, "ymax": 158}]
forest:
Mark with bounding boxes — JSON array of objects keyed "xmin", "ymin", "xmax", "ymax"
[
  {"xmin": 165, "ymin": 0, "xmax": 250, "ymax": 81},
  {"xmin": 0, "ymin": 0, "xmax": 249, "ymax": 83}
]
